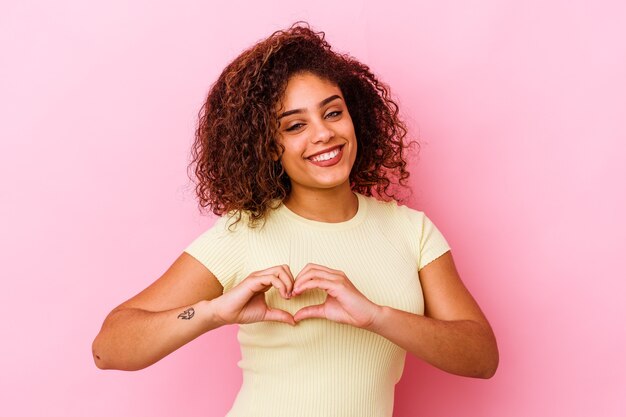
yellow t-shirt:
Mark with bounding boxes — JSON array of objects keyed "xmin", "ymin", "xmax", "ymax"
[{"xmin": 184, "ymin": 192, "xmax": 450, "ymax": 417}]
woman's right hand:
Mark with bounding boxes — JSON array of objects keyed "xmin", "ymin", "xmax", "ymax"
[{"xmin": 211, "ymin": 265, "xmax": 295, "ymax": 326}]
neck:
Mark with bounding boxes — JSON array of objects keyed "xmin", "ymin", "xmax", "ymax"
[{"xmin": 283, "ymin": 185, "xmax": 358, "ymax": 223}]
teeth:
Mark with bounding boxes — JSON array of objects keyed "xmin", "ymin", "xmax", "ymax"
[{"xmin": 310, "ymin": 147, "xmax": 340, "ymax": 162}]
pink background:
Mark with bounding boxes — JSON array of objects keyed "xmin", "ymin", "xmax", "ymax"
[{"xmin": 1, "ymin": 1, "xmax": 624, "ymax": 416}]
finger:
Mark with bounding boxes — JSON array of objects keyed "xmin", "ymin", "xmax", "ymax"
[
  {"xmin": 293, "ymin": 304, "xmax": 326, "ymax": 322},
  {"xmin": 293, "ymin": 277, "xmax": 337, "ymax": 296},
  {"xmin": 275, "ymin": 265, "xmax": 295, "ymax": 296},
  {"xmin": 258, "ymin": 265, "xmax": 295, "ymax": 296},
  {"xmin": 293, "ymin": 270, "xmax": 341, "ymax": 294},
  {"xmin": 263, "ymin": 307, "xmax": 296, "ymax": 325},
  {"xmin": 296, "ymin": 267, "xmax": 342, "ymax": 285},
  {"xmin": 297, "ymin": 263, "xmax": 341, "ymax": 278},
  {"xmin": 247, "ymin": 274, "xmax": 290, "ymax": 299}
]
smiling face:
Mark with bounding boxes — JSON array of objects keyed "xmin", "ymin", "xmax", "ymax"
[{"xmin": 275, "ymin": 72, "xmax": 358, "ymax": 198}]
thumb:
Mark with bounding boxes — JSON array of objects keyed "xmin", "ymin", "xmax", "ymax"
[
  {"xmin": 294, "ymin": 303, "xmax": 326, "ymax": 323},
  {"xmin": 263, "ymin": 307, "xmax": 295, "ymax": 326}
]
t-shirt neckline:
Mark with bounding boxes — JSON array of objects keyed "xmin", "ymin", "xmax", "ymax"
[{"xmin": 278, "ymin": 193, "xmax": 367, "ymax": 230}]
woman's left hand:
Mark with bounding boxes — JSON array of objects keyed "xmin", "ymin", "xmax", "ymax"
[{"xmin": 292, "ymin": 263, "xmax": 381, "ymax": 328}]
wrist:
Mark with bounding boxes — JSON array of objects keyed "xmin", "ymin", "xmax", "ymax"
[
  {"xmin": 197, "ymin": 299, "xmax": 228, "ymax": 329},
  {"xmin": 364, "ymin": 304, "xmax": 388, "ymax": 333}
]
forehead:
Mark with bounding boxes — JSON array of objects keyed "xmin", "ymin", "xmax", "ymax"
[{"xmin": 278, "ymin": 73, "xmax": 342, "ymax": 110}]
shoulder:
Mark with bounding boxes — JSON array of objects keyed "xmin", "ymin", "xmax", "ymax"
[
  {"xmin": 186, "ymin": 210, "xmax": 253, "ymax": 249},
  {"xmin": 359, "ymin": 193, "xmax": 450, "ymax": 262},
  {"xmin": 183, "ymin": 211, "xmax": 252, "ymax": 291},
  {"xmin": 359, "ymin": 193, "xmax": 427, "ymax": 226}
]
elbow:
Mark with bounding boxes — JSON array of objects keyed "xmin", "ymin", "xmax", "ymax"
[
  {"xmin": 92, "ymin": 309, "xmax": 148, "ymax": 371},
  {"xmin": 92, "ymin": 336, "xmax": 148, "ymax": 371},
  {"xmin": 477, "ymin": 358, "xmax": 498, "ymax": 379},
  {"xmin": 91, "ymin": 349, "xmax": 144, "ymax": 371},
  {"xmin": 92, "ymin": 335, "xmax": 111, "ymax": 370},
  {"xmin": 91, "ymin": 334, "xmax": 127, "ymax": 371},
  {"xmin": 457, "ymin": 331, "xmax": 499, "ymax": 379},
  {"xmin": 93, "ymin": 355, "xmax": 109, "ymax": 370},
  {"xmin": 474, "ymin": 323, "xmax": 499, "ymax": 379},
  {"xmin": 460, "ymin": 353, "xmax": 498, "ymax": 379},
  {"xmin": 476, "ymin": 343, "xmax": 499, "ymax": 379},
  {"xmin": 93, "ymin": 357, "xmax": 144, "ymax": 372}
]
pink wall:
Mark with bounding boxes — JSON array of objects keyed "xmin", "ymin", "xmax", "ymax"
[{"xmin": 1, "ymin": 1, "xmax": 624, "ymax": 416}]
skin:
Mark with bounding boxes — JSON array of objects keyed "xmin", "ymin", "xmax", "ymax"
[
  {"xmin": 274, "ymin": 72, "xmax": 358, "ymax": 223},
  {"xmin": 92, "ymin": 72, "xmax": 498, "ymax": 378}
]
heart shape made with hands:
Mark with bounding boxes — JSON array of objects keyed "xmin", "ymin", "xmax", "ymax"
[{"xmin": 254, "ymin": 263, "xmax": 377, "ymax": 328}]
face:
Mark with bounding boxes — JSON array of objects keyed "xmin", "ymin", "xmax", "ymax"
[{"xmin": 275, "ymin": 72, "xmax": 357, "ymax": 196}]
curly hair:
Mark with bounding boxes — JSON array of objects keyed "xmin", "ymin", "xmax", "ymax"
[{"xmin": 189, "ymin": 22, "xmax": 415, "ymax": 227}]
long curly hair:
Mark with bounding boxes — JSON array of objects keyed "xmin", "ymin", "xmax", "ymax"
[{"xmin": 189, "ymin": 22, "xmax": 415, "ymax": 227}]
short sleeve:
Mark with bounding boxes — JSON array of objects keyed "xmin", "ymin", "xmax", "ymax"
[
  {"xmin": 417, "ymin": 213, "xmax": 451, "ymax": 271},
  {"xmin": 183, "ymin": 214, "xmax": 248, "ymax": 292},
  {"xmin": 396, "ymin": 204, "xmax": 451, "ymax": 271}
]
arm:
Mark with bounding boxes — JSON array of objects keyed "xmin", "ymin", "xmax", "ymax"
[
  {"xmin": 91, "ymin": 252, "xmax": 225, "ymax": 371},
  {"xmin": 292, "ymin": 252, "xmax": 499, "ymax": 379},
  {"xmin": 92, "ymin": 254, "xmax": 296, "ymax": 371},
  {"xmin": 367, "ymin": 251, "xmax": 499, "ymax": 378}
]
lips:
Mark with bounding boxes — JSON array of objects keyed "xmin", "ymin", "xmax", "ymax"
[
  {"xmin": 306, "ymin": 145, "xmax": 344, "ymax": 167},
  {"xmin": 309, "ymin": 147, "xmax": 340, "ymax": 162}
]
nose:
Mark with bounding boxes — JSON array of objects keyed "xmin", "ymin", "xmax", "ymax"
[{"xmin": 311, "ymin": 119, "xmax": 335, "ymax": 144}]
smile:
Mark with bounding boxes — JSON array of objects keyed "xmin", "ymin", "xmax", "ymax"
[
  {"xmin": 309, "ymin": 147, "xmax": 341, "ymax": 162},
  {"xmin": 306, "ymin": 145, "xmax": 344, "ymax": 167}
]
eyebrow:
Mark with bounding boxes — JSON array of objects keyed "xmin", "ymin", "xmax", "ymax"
[{"xmin": 277, "ymin": 95, "xmax": 342, "ymax": 120}]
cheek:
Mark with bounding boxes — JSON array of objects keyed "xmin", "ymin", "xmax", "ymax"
[
  {"xmin": 279, "ymin": 146, "xmax": 303, "ymax": 172},
  {"xmin": 340, "ymin": 121, "xmax": 357, "ymax": 143}
]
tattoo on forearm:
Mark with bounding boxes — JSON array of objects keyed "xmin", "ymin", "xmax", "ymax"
[{"xmin": 177, "ymin": 307, "xmax": 195, "ymax": 320}]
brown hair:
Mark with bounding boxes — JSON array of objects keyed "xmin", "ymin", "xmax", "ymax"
[{"xmin": 189, "ymin": 22, "xmax": 415, "ymax": 227}]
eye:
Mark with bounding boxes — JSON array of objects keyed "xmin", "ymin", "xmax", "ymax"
[
  {"xmin": 285, "ymin": 122, "xmax": 305, "ymax": 132},
  {"xmin": 325, "ymin": 110, "xmax": 342, "ymax": 119}
]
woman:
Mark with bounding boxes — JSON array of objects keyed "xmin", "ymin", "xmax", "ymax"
[{"xmin": 92, "ymin": 23, "xmax": 498, "ymax": 416}]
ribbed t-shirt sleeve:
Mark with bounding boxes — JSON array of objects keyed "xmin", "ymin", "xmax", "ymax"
[
  {"xmin": 183, "ymin": 214, "xmax": 247, "ymax": 292},
  {"xmin": 417, "ymin": 213, "xmax": 451, "ymax": 270},
  {"xmin": 397, "ymin": 205, "xmax": 451, "ymax": 271}
]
